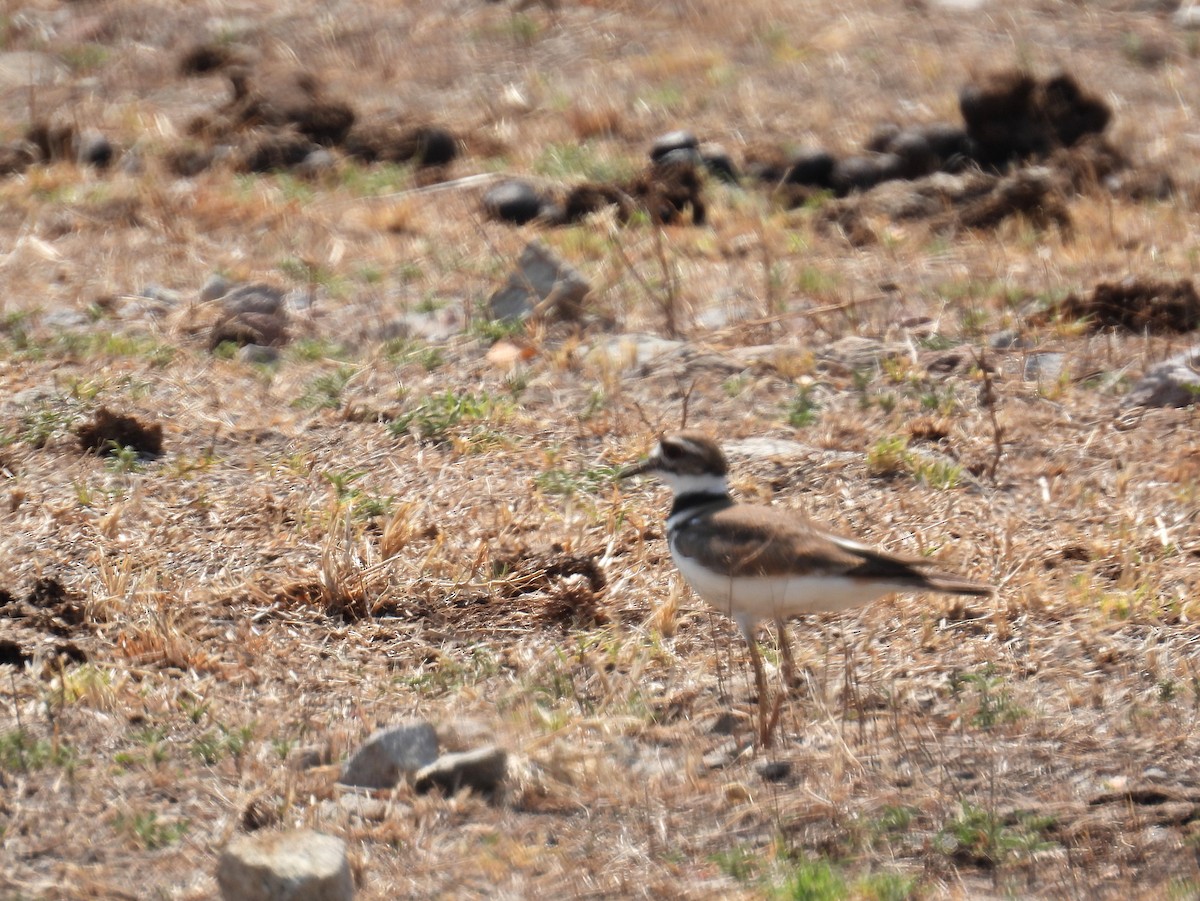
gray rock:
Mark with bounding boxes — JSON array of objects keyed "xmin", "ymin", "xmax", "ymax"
[
  {"xmin": 487, "ymin": 241, "xmax": 590, "ymax": 323},
  {"xmin": 217, "ymin": 829, "xmax": 353, "ymax": 901},
  {"xmin": 237, "ymin": 344, "xmax": 281, "ymax": 365},
  {"xmin": 221, "ymin": 283, "xmax": 287, "ymax": 317},
  {"xmin": 413, "ymin": 744, "xmax": 508, "ymax": 794},
  {"xmin": 338, "ymin": 720, "xmax": 439, "ymax": 789},
  {"xmin": 41, "ymin": 309, "xmax": 91, "ymax": 330},
  {"xmin": 200, "ymin": 275, "xmax": 234, "ymax": 303},
  {"xmin": 1022, "ymin": 352, "xmax": 1065, "ymax": 382},
  {"xmin": 1123, "ymin": 345, "xmax": 1200, "ymax": 408},
  {"xmin": 650, "ymin": 130, "xmax": 700, "ymax": 163}
]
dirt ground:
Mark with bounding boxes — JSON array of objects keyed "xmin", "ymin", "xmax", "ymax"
[{"xmin": 3, "ymin": 1, "xmax": 1200, "ymax": 898}]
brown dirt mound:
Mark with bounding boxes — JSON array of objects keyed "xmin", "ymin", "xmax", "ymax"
[
  {"xmin": 76, "ymin": 407, "xmax": 164, "ymax": 457},
  {"xmin": 1058, "ymin": 277, "xmax": 1200, "ymax": 333}
]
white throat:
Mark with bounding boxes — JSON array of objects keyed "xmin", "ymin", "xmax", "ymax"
[{"xmin": 660, "ymin": 470, "xmax": 728, "ymax": 499}]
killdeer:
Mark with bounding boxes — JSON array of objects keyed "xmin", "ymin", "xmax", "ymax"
[{"xmin": 620, "ymin": 430, "xmax": 994, "ymax": 740}]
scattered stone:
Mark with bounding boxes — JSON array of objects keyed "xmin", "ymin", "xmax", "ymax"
[
  {"xmin": 487, "ymin": 241, "xmax": 590, "ymax": 323},
  {"xmin": 219, "ymin": 282, "xmax": 287, "ymax": 316},
  {"xmin": 703, "ymin": 741, "xmax": 744, "ymax": 770},
  {"xmin": 0, "ymin": 52, "xmax": 67, "ymax": 88},
  {"xmin": 237, "ymin": 344, "xmax": 281, "ymax": 365},
  {"xmin": 338, "ymin": 720, "xmax": 439, "ymax": 789},
  {"xmin": 650, "ymin": 129, "xmax": 700, "ymax": 164},
  {"xmin": 754, "ymin": 759, "xmax": 792, "ymax": 782},
  {"xmin": 76, "ymin": 130, "xmax": 114, "ymax": 169},
  {"xmin": 1022, "ymin": 352, "xmax": 1065, "ymax": 382},
  {"xmin": 482, "ymin": 179, "xmax": 547, "ymax": 225},
  {"xmin": 1123, "ymin": 345, "xmax": 1200, "ymax": 408},
  {"xmin": 76, "ymin": 407, "xmax": 164, "ymax": 458},
  {"xmin": 819, "ymin": 335, "xmax": 906, "ymax": 372},
  {"xmin": 699, "ymin": 142, "xmax": 737, "ymax": 183},
  {"xmin": 725, "ymin": 437, "xmax": 810, "ymax": 460},
  {"xmin": 216, "ymin": 829, "xmax": 354, "ymax": 901},
  {"xmin": 41, "ymin": 309, "xmax": 92, "ymax": 330},
  {"xmin": 1058, "ymin": 277, "xmax": 1200, "ymax": 333},
  {"xmin": 200, "ymin": 275, "xmax": 234, "ymax": 303},
  {"xmin": 413, "ymin": 744, "xmax": 509, "ymax": 795}
]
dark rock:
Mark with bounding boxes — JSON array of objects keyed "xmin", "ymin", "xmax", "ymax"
[
  {"xmin": 887, "ymin": 129, "xmax": 938, "ymax": 179},
  {"xmin": 413, "ymin": 745, "xmax": 508, "ymax": 795},
  {"xmin": 76, "ymin": 130, "xmax": 113, "ymax": 168},
  {"xmin": 784, "ymin": 149, "xmax": 836, "ymax": 187},
  {"xmin": 237, "ymin": 128, "xmax": 318, "ymax": 173},
  {"xmin": 755, "ymin": 759, "xmax": 792, "ymax": 782},
  {"xmin": 221, "ymin": 283, "xmax": 287, "ymax": 316},
  {"xmin": 482, "ymin": 179, "xmax": 546, "ymax": 225},
  {"xmin": 0, "ymin": 639, "xmax": 31, "ymax": 667},
  {"xmin": 179, "ymin": 42, "xmax": 240, "ymax": 76},
  {"xmin": 211, "ymin": 311, "xmax": 289, "ymax": 349},
  {"xmin": 832, "ymin": 154, "xmax": 899, "ymax": 194}
]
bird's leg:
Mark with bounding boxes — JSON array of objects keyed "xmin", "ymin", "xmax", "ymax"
[
  {"xmin": 740, "ymin": 618, "xmax": 773, "ymax": 747},
  {"xmin": 775, "ymin": 616, "xmax": 798, "ymax": 691}
]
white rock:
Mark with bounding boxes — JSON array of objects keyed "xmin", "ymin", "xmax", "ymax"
[{"xmin": 216, "ymin": 829, "xmax": 353, "ymax": 901}]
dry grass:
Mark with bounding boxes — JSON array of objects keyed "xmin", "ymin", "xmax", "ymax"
[{"xmin": 2, "ymin": 1, "xmax": 1200, "ymax": 899}]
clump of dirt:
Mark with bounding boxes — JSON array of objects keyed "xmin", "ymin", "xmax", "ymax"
[
  {"xmin": 344, "ymin": 118, "xmax": 459, "ymax": 168},
  {"xmin": 178, "ymin": 41, "xmax": 247, "ymax": 76},
  {"xmin": 76, "ymin": 407, "xmax": 164, "ymax": 457},
  {"xmin": 1056, "ymin": 278, "xmax": 1200, "ymax": 333},
  {"xmin": 491, "ymin": 159, "xmax": 707, "ymax": 228},
  {"xmin": 934, "ymin": 167, "xmax": 1071, "ymax": 234},
  {"xmin": 493, "ymin": 547, "xmax": 609, "ymax": 627},
  {"xmin": 192, "ymin": 67, "xmax": 357, "ymax": 146},
  {"xmin": 959, "ymin": 69, "xmax": 1110, "ymax": 170}
]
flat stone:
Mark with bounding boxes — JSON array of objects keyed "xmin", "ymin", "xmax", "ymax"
[
  {"xmin": 338, "ymin": 720, "xmax": 439, "ymax": 789},
  {"xmin": 1123, "ymin": 344, "xmax": 1200, "ymax": 408},
  {"xmin": 216, "ymin": 829, "xmax": 353, "ymax": 901},
  {"xmin": 650, "ymin": 130, "xmax": 700, "ymax": 163},
  {"xmin": 413, "ymin": 744, "xmax": 508, "ymax": 795},
  {"xmin": 725, "ymin": 436, "xmax": 810, "ymax": 460},
  {"xmin": 220, "ymin": 283, "xmax": 287, "ymax": 316},
  {"xmin": 238, "ymin": 344, "xmax": 281, "ymax": 365},
  {"xmin": 1023, "ymin": 352, "xmax": 1065, "ymax": 382},
  {"xmin": 585, "ymin": 334, "xmax": 686, "ymax": 370},
  {"xmin": 0, "ymin": 52, "xmax": 67, "ymax": 88},
  {"xmin": 487, "ymin": 241, "xmax": 590, "ymax": 323}
]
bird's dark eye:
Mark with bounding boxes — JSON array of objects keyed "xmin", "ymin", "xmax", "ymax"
[{"xmin": 660, "ymin": 440, "xmax": 682, "ymax": 459}]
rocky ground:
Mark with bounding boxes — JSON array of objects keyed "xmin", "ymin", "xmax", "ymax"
[{"xmin": 3, "ymin": 1, "xmax": 1200, "ymax": 898}]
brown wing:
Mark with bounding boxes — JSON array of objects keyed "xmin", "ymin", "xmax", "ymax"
[{"xmin": 675, "ymin": 504, "xmax": 992, "ymax": 595}]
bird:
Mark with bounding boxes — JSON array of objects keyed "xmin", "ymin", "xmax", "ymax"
[{"xmin": 620, "ymin": 429, "xmax": 994, "ymax": 743}]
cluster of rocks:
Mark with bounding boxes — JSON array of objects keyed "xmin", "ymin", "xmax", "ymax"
[
  {"xmin": 338, "ymin": 719, "xmax": 508, "ymax": 795},
  {"xmin": 170, "ymin": 51, "xmax": 459, "ymax": 178},
  {"xmin": 0, "ymin": 118, "xmax": 115, "ymax": 178},
  {"xmin": 483, "ymin": 154, "xmax": 707, "ymax": 228}
]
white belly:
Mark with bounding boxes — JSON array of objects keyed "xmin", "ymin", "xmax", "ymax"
[{"xmin": 671, "ymin": 546, "xmax": 896, "ymax": 632}]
